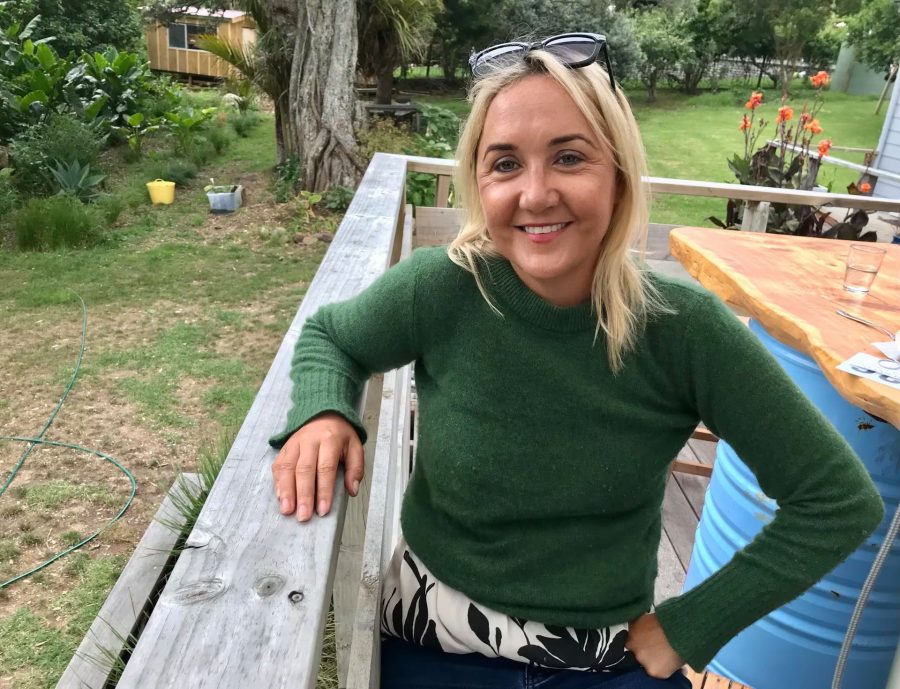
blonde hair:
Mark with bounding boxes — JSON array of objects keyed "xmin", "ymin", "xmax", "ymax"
[{"xmin": 448, "ymin": 50, "xmax": 673, "ymax": 373}]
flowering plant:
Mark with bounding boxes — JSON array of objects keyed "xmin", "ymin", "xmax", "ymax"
[{"xmin": 713, "ymin": 71, "xmax": 874, "ymax": 240}]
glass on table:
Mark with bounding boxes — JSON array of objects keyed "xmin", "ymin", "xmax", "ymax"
[{"xmin": 843, "ymin": 244, "xmax": 886, "ymax": 294}]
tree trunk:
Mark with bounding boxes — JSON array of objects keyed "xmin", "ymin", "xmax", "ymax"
[
  {"xmin": 266, "ymin": 0, "xmax": 363, "ymax": 191},
  {"xmin": 647, "ymin": 73, "xmax": 657, "ymax": 102},
  {"xmin": 375, "ymin": 69, "xmax": 394, "ymax": 105}
]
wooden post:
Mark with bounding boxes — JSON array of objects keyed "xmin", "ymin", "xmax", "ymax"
[
  {"xmin": 741, "ymin": 201, "xmax": 770, "ymax": 232},
  {"xmin": 875, "ymin": 64, "xmax": 898, "ymax": 116},
  {"xmin": 334, "ymin": 377, "xmax": 383, "ymax": 688},
  {"xmin": 436, "ymin": 176, "xmax": 451, "ymax": 208}
]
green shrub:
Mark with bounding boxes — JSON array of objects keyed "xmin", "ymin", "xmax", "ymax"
[
  {"xmin": 96, "ymin": 194, "xmax": 125, "ymax": 225},
  {"xmin": 146, "ymin": 159, "xmax": 198, "ymax": 187},
  {"xmin": 183, "ymin": 135, "xmax": 216, "ymax": 167},
  {"xmin": 49, "ymin": 160, "xmax": 107, "ymax": 202},
  {"xmin": 274, "ymin": 155, "xmax": 301, "ymax": 203},
  {"xmin": 207, "ymin": 125, "xmax": 233, "ymax": 155},
  {"xmin": 10, "ymin": 196, "xmax": 104, "ymax": 251},
  {"xmin": 323, "ymin": 185, "xmax": 354, "ymax": 212},
  {"xmin": 358, "ymin": 118, "xmax": 416, "ymax": 163},
  {"xmin": 9, "ymin": 116, "xmax": 103, "ymax": 196},
  {"xmin": 0, "ymin": 170, "xmax": 20, "ymax": 218},
  {"xmin": 228, "ymin": 110, "xmax": 260, "ymax": 138}
]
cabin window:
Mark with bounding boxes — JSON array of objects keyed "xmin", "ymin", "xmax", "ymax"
[{"xmin": 167, "ymin": 23, "xmax": 210, "ymax": 50}]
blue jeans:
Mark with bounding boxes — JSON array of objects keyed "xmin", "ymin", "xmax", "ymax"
[{"xmin": 381, "ymin": 637, "xmax": 694, "ymax": 689}]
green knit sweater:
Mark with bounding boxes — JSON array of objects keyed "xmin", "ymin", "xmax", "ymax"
[{"xmin": 270, "ymin": 246, "xmax": 884, "ymax": 671}]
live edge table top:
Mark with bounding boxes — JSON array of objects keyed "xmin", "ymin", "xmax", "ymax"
[{"xmin": 668, "ymin": 227, "xmax": 900, "ymax": 429}]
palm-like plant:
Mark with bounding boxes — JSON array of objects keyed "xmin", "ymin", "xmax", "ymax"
[
  {"xmin": 358, "ymin": 0, "xmax": 442, "ymax": 104},
  {"xmin": 192, "ymin": 0, "xmax": 292, "ymax": 162}
]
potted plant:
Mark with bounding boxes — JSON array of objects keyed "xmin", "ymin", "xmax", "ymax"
[{"xmin": 204, "ymin": 178, "xmax": 243, "ymax": 213}]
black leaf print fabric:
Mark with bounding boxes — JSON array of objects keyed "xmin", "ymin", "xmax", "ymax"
[{"xmin": 381, "ymin": 539, "xmax": 637, "ymax": 672}]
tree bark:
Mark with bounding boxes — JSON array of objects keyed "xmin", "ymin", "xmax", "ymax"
[
  {"xmin": 375, "ymin": 69, "xmax": 394, "ymax": 105},
  {"xmin": 266, "ymin": 0, "xmax": 363, "ymax": 191}
]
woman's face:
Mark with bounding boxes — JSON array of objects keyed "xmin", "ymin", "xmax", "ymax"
[{"xmin": 476, "ymin": 74, "xmax": 618, "ymax": 307}]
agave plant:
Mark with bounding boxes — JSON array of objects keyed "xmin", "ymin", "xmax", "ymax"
[{"xmin": 49, "ymin": 159, "xmax": 106, "ymax": 202}]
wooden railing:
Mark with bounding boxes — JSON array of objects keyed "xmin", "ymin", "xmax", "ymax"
[{"xmin": 63, "ymin": 153, "xmax": 900, "ymax": 689}]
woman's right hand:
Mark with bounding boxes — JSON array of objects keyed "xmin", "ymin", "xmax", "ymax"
[{"xmin": 271, "ymin": 412, "xmax": 365, "ymax": 522}]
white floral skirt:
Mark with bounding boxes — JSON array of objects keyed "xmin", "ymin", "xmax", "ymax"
[{"xmin": 380, "ymin": 537, "xmax": 639, "ymax": 673}]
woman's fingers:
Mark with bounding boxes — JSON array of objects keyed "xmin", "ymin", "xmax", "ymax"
[
  {"xmin": 271, "ymin": 413, "xmax": 365, "ymax": 521},
  {"xmin": 314, "ymin": 434, "xmax": 344, "ymax": 517},
  {"xmin": 344, "ymin": 435, "xmax": 365, "ymax": 497},
  {"xmin": 294, "ymin": 436, "xmax": 319, "ymax": 522},
  {"xmin": 271, "ymin": 440, "xmax": 300, "ymax": 515}
]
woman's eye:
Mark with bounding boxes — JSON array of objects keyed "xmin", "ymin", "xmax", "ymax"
[
  {"xmin": 493, "ymin": 158, "xmax": 518, "ymax": 173},
  {"xmin": 557, "ymin": 152, "xmax": 583, "ymax": 166}
]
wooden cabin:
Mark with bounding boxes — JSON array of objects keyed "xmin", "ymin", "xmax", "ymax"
[{"xmin": 145, "ymin": 7, "xmax": 256, "ymax": 80}]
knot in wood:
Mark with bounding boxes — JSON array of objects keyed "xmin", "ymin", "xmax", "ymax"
[
  {"xmin": 254, "ymin": 575, "xmax": 285, "ymax": 597},
  {"xmin": 288, "ymin": 590, "xmax": 304, "ymax": 604},
  {"xmin": 172, "ymin": 578, "xmax": 226, "ymax": 605}
]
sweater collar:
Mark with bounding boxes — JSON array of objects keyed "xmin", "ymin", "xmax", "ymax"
[{"xmin": 482, "ymin": 256, "xmax": 597, "ymax": 333}]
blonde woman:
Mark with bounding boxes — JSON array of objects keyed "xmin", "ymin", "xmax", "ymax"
[{"xmin": 270, "ymin": 34, "xmax": 883, "ymax": 689}]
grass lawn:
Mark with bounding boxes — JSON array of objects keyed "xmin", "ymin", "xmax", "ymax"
[{"xmin": 0, "ymin": 109, "xmax": 337, "ymax": 689}]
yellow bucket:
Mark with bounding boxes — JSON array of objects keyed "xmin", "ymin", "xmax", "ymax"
[{"xmin": 146, "ymin": 179, "xmax": 175, "ymax": 205}]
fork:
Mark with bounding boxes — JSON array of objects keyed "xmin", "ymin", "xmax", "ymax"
[{"xmin": 835, "ymin": 310, "xmax": 897, "ymax": 341}]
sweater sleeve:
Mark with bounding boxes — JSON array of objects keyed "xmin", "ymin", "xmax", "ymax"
[
  {"xmin": 654, "ymin": 290, "xmax": 885, "ymax": 671},
  {"xmin": 268, "ymin": 249, "xmax": 424, "ymax": 448}
]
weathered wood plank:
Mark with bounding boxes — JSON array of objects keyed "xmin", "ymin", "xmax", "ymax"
[
  {"xmin": 672, "ymin": 443, "xmax": 713, "ymax": 521},
  {"xmin": 346, "ymin": 366, "xmax": 406, "ymax": 689},
  {"xmin": 662, "ymin": 474, "xmax": 701, "ymax": 572},
  {"xmin": 115, "ymin": 153, "xmax": 409, "ymax": 689},
  {"xmin": 334, "ymin": 374, "xmax": 384, "ymax": 687},
  {"xmin": 655, "ymin": 527, "xmax": 686, "ymax": 605},
  {"xmin": 56, "ymin": 474, "xmax": 200, "ymax": 689},
  {"xmin": 414, "ymin": 206, "xmax": 463, "ymax": 247}
]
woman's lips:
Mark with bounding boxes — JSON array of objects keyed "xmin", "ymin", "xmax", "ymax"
[{"xmin": 517, "ymin": 222, "xmax": 570, "ymax": 244}]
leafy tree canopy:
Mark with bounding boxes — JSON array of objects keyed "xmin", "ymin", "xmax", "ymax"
[
  {"xmin": 0, "ymin": 0, "xmax": 142, "ymax": 57},
  {"xmin": 846, "ymin": 0, "xmax": 900, "ymax": 70}
]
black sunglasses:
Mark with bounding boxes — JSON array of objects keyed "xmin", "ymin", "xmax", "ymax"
[{"xmin": 468, "ymin": 33, "xmax": 616, "ymax": 91}]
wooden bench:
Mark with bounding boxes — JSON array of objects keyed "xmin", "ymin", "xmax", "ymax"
[{"xmin": 65, "ymin": 152, "xmax": 900, "ymax": 687}]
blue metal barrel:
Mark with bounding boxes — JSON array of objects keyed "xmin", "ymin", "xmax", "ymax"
[{"xmin": 684, "ymin": 319, "xmax": 900, "ymax": 689}]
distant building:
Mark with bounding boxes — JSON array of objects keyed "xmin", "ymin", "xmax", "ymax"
[
  {"xmin": 874, "ymin": 77, "xmax": 900, "ymax": 200},
  {"xmin": 831, "ymin": 43, "xmax": 894, "ymax": 98},
  {"xmin": 145, "ymin": 7, "xmax": 256, "ymax": 79}
]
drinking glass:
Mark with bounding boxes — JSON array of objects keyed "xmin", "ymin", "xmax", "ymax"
[{"xmin": 843, "ymin": 244, "xmax": 886, "ymax": 294}]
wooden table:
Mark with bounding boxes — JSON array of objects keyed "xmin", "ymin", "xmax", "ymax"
[{"xmin": 669, "ymin": 227, "xmax": 900, "ymax": 428}]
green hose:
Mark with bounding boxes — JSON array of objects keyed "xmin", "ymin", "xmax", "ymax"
[{"xmin": 0, "ymin": 292, "xmax": 137, "ymax": 590}]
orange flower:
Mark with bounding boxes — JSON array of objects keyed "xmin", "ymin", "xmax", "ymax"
[
  {"xmin": 818, "ymin": 139, "xmax": 832, "ymax": 157},
  {"xmin": 745, "ymin": 91, "xmax": 764, "ymax": 110},
  {"xmin": 859, "ymin": 182, "xmax": 872, "ymax": 193},
  {"xmin": 803, "ymin": 118, "xmax": 823, "ymax": 134},
  {"xmin": 739, "ymin": 114, "xmax": 751, "ymax": 131},
  {"xmin": 800, "ymin": 111, "xmax": 812, "ymax": 124},
  {"xmin": 810, "ymin": 71, "xmax": 830, "ymax": 88},
  {"xmin": 776, "ymin": 106, "xmax": 794, "ymax": 124}
]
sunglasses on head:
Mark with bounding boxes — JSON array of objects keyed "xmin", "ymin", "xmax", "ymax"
[{"xmin": 468, "ymin": 32, "xmax": 616, "ymax": 91}]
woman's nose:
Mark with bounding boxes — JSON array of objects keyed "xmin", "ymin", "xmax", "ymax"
[{"xmin": 518, "ymin": 167, "xmax": 559, "ymax": 213}]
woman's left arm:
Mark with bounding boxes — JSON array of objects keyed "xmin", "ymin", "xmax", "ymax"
[{"xmin": 653, "ymin": 290, "xmax": 885, "ymax": 672}]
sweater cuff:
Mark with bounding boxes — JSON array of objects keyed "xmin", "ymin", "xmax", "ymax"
[
  {"xmin": 654, "ymin": 558, "xmax": 778, "ymax": 671},
  {"xmin": 268, "ymin": 371, "xmax": 367, "ymax": 448}
]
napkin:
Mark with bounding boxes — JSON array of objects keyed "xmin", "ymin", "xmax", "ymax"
[
  {"xmin": 874, "ymin": 337, "xmax": 900, "ymax": 361},
  {"xmin": 837, "ymin": 340, "xmax": 900, "ymax": 390}
]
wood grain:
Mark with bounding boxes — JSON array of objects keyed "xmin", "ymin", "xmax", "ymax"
[
  {"xmin": 670, "ymin": 228, "xmax": 900, "ymax": 428},
  {"xmin": 56, "ymin": 475, "xmax": 200, "ymax": 689}
]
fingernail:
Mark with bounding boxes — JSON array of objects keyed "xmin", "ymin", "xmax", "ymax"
[
  {"xmin": 352, "ymin": 480, "xmax": 360, "ymax": 496},
  {"xmin": 317, "ymin": 499, "xmax": 328, "ymax": 516},
  {"xmin": 297, "ymin": 503, "xmax": 311, "ymax": 521},
  {"xmin": 280, "ymin": 498, "xmax": 290, "ymax": 513}
]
